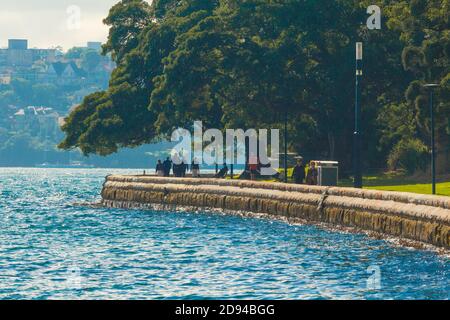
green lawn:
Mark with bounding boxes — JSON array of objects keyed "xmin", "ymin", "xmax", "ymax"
[
  {"xmin": 259, "ymin": 169, "xmax": 449, "ymax": 197},
  {"xmin": 339, "ymin": 174, "xmax": 450, "ymax": 196},
  {"xmin": 364, "ymin": 182, "xmax": 450, "ymax": 196}
]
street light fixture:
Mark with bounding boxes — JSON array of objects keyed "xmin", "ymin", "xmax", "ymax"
[
  {"xmin": 423, "ymin": 83, "xmax": 439, "ymax": 195},
  {"xmin": 353, "ymin": 42, "xmax": 363, "ymax": 188}
]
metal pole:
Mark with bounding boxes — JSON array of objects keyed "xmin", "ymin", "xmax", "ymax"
[
  {"xmin": 354, "ymin": 43, "xmax": 363, "ymax": 189},
  {"xmin": 284, "ymin": 110, "xmax": 288, "ymax": 183},
  {"xmin": 430, "ymin": 89, "xmax": 436, "ymax": 195}
]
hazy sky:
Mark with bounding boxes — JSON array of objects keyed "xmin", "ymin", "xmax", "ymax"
[{"xmin": 0, "ymin": 0, "xmax": 141, "ymax": 50}]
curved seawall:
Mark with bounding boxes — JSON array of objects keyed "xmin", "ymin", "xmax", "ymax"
[{"xmin": 101, "ymin": 175, "xmax": 450, "ymax": 249}]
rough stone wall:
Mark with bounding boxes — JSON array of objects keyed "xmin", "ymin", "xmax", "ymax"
[{"xmin": 101, "ymin": 175, "xmax": 450, "ymax": 249}]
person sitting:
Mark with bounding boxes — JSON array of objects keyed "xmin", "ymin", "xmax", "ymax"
[
  {"xmin": 292, "ymin": 159, "xmax": 306, "ymax": 184},
  {"xmin": 238, "ymin": 169, "xmax": 251, "ymax": 180},
  {"xmin": 215, "ymin": 163, "xmax": 229, "ymax": 178}
]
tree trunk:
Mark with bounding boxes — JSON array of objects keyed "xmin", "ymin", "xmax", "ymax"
[
  {"xmin": 328, "ymin": 132, "xmax": 336, "ymax": 160},
  {"xmin": 436, "ymin": 132, "xmax": 450, "ymax": 174}
]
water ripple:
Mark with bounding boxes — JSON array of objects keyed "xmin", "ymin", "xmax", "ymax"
[{"xmin": 0, "ymin": 168, "xmax": 448, "ymax": 300}]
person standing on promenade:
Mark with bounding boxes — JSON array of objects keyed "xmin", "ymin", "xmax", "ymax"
[
  {"xmin": 173, "ymin": 163, "xmax": 180, "ymax": 177},
  {"xmin": 191, "ymin": 158, "xmax": 200, "ymax": 177},
  {"xmin": 292, "ymin": 159, "xmax": 306, "ymax": 184},
  {"xmin": 156, "ymin": 160, "xmax": 164, "ymax": 176},
  {"xmin": 163, "ymin": 157, "xmax": 172, "ymax": 177},
  {"xmin": 181, "ymin": 161, "xmax": 187, "ymax": 177},
  {"xmin": 249, "ymin": 154, "xmax": 259, "ymax": 180},
  {"xmin": 306, "ymin": 161, "xmax": 318, "ymax": 185}
]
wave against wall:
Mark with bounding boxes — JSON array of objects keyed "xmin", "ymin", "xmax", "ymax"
[{"xmin": 101, "ymin": 175, "xmax": 450, "ymax": 249}]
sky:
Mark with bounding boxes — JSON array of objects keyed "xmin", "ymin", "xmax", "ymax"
[{"xmin": 0, "ymin": 0, "xmax": 142, "ymax": 51}]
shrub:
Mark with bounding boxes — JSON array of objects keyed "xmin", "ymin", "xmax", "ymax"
[{"xmin": 387, "ymin": 138, "xmax": 428, "ymax": 174}]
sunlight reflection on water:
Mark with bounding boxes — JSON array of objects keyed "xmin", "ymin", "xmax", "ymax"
[{"xmin": 0, "ymin": 168, "xmax": 448, "ymax": 300}]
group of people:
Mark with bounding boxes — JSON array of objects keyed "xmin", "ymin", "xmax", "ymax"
[
  {"xmin": 292, "ymin": 160, "xmax": 318, "ymax": 185},
  {"xmin": 156, "ymin": 157, "xmax": 201, "ymax": 178},
  {"xmin": 155, "ymin": 156, "xmax": 318, "ymax": 185}
]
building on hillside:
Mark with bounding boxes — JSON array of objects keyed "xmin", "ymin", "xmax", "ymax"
[
  {"xmin": 11, "ymin": 69, "xmax": 38, "ymax": 81},
  {"xmin": 11, "ymin": 106, "xmax": 61, "ymax": 140},
  {"xmin": 30, "ymin": 49, "xmax": 57, "ymax": 63},
  {"xmin": 8, "ymin": 39, "xmax": 28, "ymax": 50},
  {"xmin": 0, "ymin": 49, "xmax": 7, "ymax": 65},
  {"xmin": 4, "ymin": 39, "xmax": 32, "ymax": 66},
  {"xmin": 0, "ymin": 73, "xmax": 11, "ymax": 84},
  {"xmin": 0, "ymin": 39, "xmax": 59, "ymax": 67},
  {"xmin": 45, "ymin": 61, "xmax": 86, "ymax": 84},
  {"xmin": 6, "ymin": 49, "xmax": 33, "ymax": 67}
]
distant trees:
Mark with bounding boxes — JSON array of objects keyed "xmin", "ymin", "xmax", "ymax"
[
  {"xmin": 102, "ymin": 0, "xmax": 153, "ymax": 63},
  {"xmin": 11, "ymin": 78, "xmax": 33, "ymax": 106},
  {"xmin": 65, "ymin": 47, "xmax": 106, "ymax": 74},
  {"xmin": 0, "ymin": 89, "xmax": 17, "ymax": 107},
  {"xmin": 81, "ymin": 50, "xmax": 102, "ymax": 72},
  {"xmin": 65, "ymin": 47, "xmax": 86, "ymax": 60},
  {"xmin": 31, "ymin": 83, "xmax": 59, "ymax": 106},
  {"xmin": 1, "ymin": 78, "xmax": 67, "ymax": 110},
  {"xmin": 59, "ymin": 0, "xmax": 450, "ymax": 174},
  {"xmin": 385, "ymin": 0, "xmax": 450, "ymax": 173}
]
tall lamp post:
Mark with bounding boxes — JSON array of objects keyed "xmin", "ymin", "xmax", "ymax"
[
  {"xmin": 353, "ymin": 42, "xmax": 363, "ymax": 188},
  {"xmin": 423, "ymin": 83, "xmax": 439, "ymax": 195},
  {"xmin": 284, "ymin": 109, "xmax": 288, "ymax": 183}
]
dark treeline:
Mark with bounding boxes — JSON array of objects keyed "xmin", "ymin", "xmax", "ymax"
[{"xmin": 59, "ymin": 0, "xmax": 450, "ymax": 175}]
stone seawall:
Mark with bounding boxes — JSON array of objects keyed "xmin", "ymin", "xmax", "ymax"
[{"xmin": 101, "ymin": 175, "xmax": 450, "ymax": 249}]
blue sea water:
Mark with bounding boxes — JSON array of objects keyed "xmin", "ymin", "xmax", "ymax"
[{"xmin": 0, "ymin": 168, "xmax": 448, "ymax": 300}]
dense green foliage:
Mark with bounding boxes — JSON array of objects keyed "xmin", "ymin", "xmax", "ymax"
[
  {"xmin": 387, "ymin": 137, "xmax": 428, "ymax": 174},
  {"xmin": 60, "ymin": 0, "xmax": 450, "ymax": 173}
]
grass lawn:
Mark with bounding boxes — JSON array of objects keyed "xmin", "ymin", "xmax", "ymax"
[
  {"xmin": 339, "ymin": 174, "xmax": 450, "ymax": 196},
  {"xmin": 364, "ymin": 182, "xmax": 450, "ymax": 196},
  {"xmin": 259, "ymin": 169, "xmax": 449, "ymax": 197}
]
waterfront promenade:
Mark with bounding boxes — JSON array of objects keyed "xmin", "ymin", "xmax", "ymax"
[{"xmin": 101, "ymin": 175, "xmax": 450, "ymax": 249}]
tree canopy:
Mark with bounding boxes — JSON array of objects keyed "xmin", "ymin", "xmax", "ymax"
[{"xmin": 59, "ymin": 0, "xmax": 450, "ymax": 173}]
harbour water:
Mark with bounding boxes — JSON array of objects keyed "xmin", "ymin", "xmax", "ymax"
[{"xmin": 0, "ymin": 168, "xmax": 448, "ymax": 300}]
